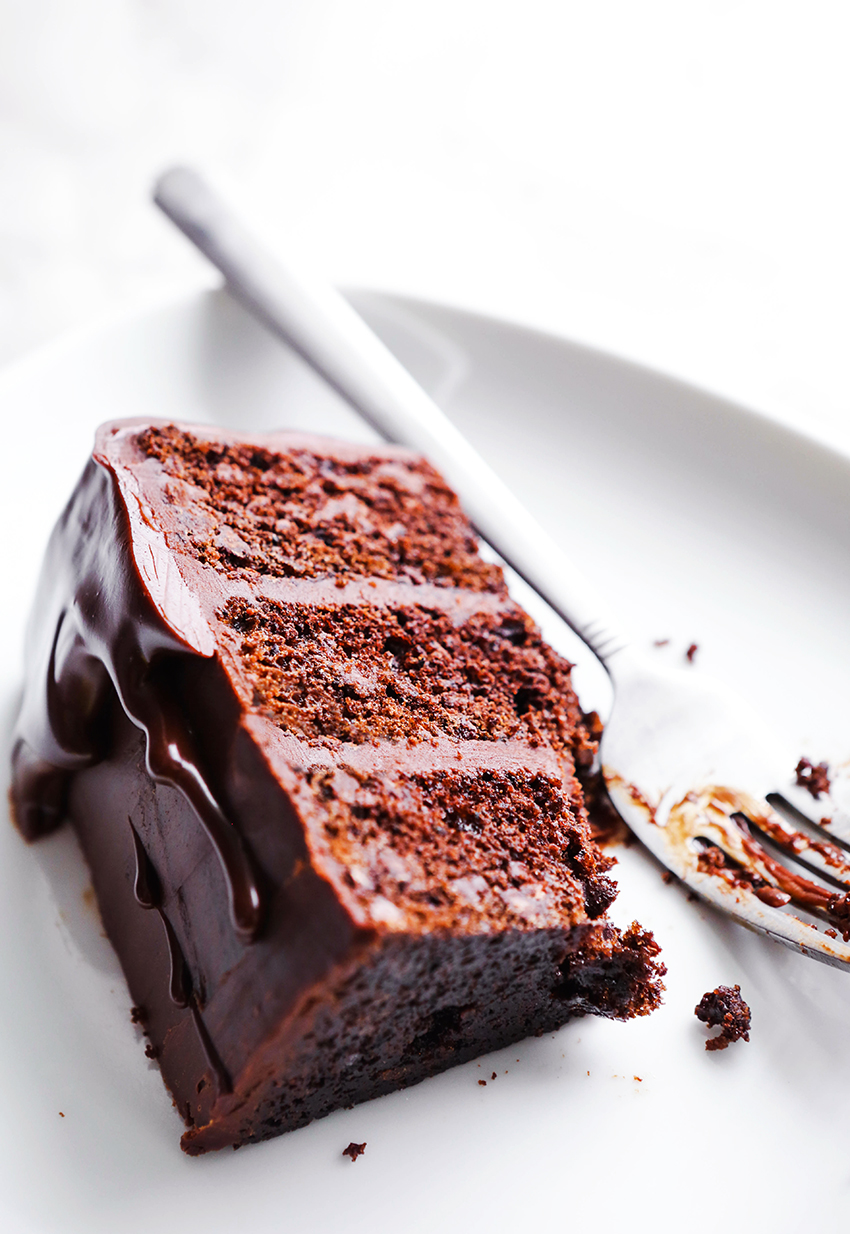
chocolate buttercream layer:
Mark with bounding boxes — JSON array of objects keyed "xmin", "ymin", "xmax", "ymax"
[{"xmin": 11, "ymin": 419, "xmax": 664, "ymax": 1153}]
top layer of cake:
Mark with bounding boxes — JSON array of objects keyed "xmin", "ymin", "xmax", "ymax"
[{"xmin": 137, "ymin": 423, "xmax": 505, "ymax": 591}]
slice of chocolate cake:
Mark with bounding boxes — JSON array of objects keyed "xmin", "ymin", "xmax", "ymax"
[{"xmin": 11, "ymin": 419, "xmax": 663, "ymax": 1154}]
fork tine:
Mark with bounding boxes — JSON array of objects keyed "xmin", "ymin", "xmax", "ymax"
[
  {"xmin": 695, "ymin": 800, "xmax": 850, "ymax": 937},
  {"xmin": 730, "ymin": 815, "xmax": 850, "ymax": 935},
  {"xmin": 770, "ymin": 785, "xmax": 850, "ymax": 849},
  {"xmin": 657, "ymin": 782, "xmax": 850, "ymax": 900},
  {"xmin": 606, "ymin": 773, "xmax": 850, "ymax": 968},
  {"xmin": 692, "ymin": 808, "xmax": 850, "ymax": 929},
  {"xmin": 741, "ymin": 803, "xmax": 850, "ymax": 893},
  {"xmin": 686, "ymin": 874, "xmax": 850, "ymax": 969},
  {"xmin": 766, "ymin": 790, "xmax": 849, "ymax": 845}
]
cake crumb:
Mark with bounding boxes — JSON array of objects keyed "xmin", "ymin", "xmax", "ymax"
[
  {"xmin": 490, "ymin": 1072, "xmax": 497, "ymax": 1080},
  {"xmin": 58, "ymin": 1111, "xmax": 64, "ymax": 1117},
  {"xmin": 795, "ymin": 758, "xmax": 831, "ymax": 799},
  {"xmin": 343, "ymin": 1141, "xmax": 366, "ymax": 1162},
  {"xmin": 826, "ymin": 891, "xmax": 850, "ymax": 940},
  {"xmin": 653, "ymin": 638, "xmax": 670, "ymax": 647},
  {"xmin": 634, "ymin": 1076, "xmax": 642, "ymax": 1082},
  {"xmin": 686, "ymin": 643, "xmax": 699, "ymax": 664},
  {"xmin": 661, "ymin": 870, "xmax": 674, "ymax": 884},
  {"xmin": 694, "ymin": 984, "xmax": 751, "ymax": 1051},
  {"xmin": 130, "ymin": 1005, "xmax": 146, "ymax": 1024},
  {"xmin": 478, "ymin": 1079, "xmax": 487, "ymax": 1086}
]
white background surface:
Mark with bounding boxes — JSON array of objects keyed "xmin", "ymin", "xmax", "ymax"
[{"xmin": 3, "ymin": 0, "xmax": 850, "ymax": 452}]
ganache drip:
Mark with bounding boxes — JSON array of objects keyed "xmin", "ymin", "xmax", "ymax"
[
  {"xmin": 160, "ymin": 914, "xmax": 192, "ymax": 1009},
  {"xmin": 130, "ymin": 819, "xmax": 232, "ymax": 1093},
  {"xmin": 130, "ymin": 821, "xmax": 161, "ymax": 910},
  {"xmin": 135, "ymin": 686, "xmax": 262, "ymax": 940}
]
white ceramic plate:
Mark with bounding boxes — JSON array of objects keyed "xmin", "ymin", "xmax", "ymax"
[{"xmin": 2, "ymin": 288, "xmax": 849, "ymax": 1234}]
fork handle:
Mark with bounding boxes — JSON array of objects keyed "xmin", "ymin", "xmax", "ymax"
[{"xmin": 154, "ymin": 166, "xmax": 627, "ymax": 665}]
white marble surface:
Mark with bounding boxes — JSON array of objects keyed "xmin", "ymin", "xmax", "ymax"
[{"xmin": 2, "ymin": 0, "xmax": 850, "ymax": 452}]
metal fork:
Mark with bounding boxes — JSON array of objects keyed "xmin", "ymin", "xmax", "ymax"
[{"xmin": 154, "ymin": 166, "xmax": 850, "ymax": 969}]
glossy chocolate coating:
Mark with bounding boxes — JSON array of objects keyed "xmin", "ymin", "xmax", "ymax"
[{"xmin": 13, "ymin": 442, "xmax": 260, "ymax": 938}]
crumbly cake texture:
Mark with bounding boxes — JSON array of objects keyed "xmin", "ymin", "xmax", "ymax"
[
  {"xmin": 11, "ymin": 419, "xmax": 664, "ymax": 1154},
  {"xmin": 695, "ymin": 985, "xmax": 751, "ymax": 1051},
  {"xmin": 795, "ymin": 757, "xmax": 831, "ymax": 800}
]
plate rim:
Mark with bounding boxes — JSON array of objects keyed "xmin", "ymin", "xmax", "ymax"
[{"xmin": 2, "ymin": 278, "xmax": 848, "ymax": 481}]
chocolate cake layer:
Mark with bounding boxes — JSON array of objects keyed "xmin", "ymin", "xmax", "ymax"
[{"xmin": 11, "ymin": 420, "xmax": 664, "ymax": 1153}]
